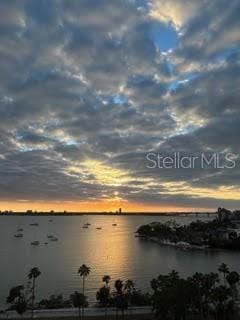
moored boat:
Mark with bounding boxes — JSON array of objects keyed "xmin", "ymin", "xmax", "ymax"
[
  {"xmin": 14, "ymin": 233, "xmax": 23, "ymax": 238},
  {"xmin": 50, "ymin": 237, "xmax": 58, "ymax": 241},
  {"xmin": 31, "ymin": 241, "xmax": 40, "ymax": 246}
]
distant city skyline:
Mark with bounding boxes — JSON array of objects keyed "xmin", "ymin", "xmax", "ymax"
[{"xmin": 0, "ymin": 0, "xmax": 240, "ymax": 212}]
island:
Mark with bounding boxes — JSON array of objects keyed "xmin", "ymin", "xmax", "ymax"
[{"xmin": 136, "ymin": 208, "xmax": 240, "ymax": 250}]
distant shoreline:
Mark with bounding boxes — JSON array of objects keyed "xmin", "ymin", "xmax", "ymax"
[{"xmin": 0, "ymin": 211, "xmax": 215, "ymax": 216}]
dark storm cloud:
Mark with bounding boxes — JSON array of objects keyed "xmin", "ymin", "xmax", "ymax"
[
  {"xmin": 0, "ymin": 0, "xmax": 239, "ymax": 209},
  {"xmin": 0, "ymin": 149, "xmax": 108, "ymax": 201}
]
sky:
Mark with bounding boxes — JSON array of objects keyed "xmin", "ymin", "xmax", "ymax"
[{"xmin": 0, "ymin": 0, "xmax": 240, "ymax": 212}]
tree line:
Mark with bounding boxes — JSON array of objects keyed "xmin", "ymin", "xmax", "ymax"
[{"xmin": 4, "ymin": 263, "xmax": 240, "ymax": 320}]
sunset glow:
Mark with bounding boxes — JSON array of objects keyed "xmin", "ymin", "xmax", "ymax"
[{"xmin": 0, "ymin": 0, "xmax": 239, "ymax": 212}]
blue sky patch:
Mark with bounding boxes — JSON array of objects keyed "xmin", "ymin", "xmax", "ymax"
[{"xmin": 150, "ymin": 22, "xmax": 179, "ymax": 52}]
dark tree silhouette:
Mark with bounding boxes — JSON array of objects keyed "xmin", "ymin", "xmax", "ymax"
[
  {"xmin": 151, "ymin": 266, "xmax": 238, "ymax": 320},
  {"xmin": 124, "ymin": 280, "xmax": 135, "ymax": 319},
  {"xmin": 70, "ymin": 291, "xmax": 88, "ymax": 320},
  {"xmin": 96, "ymin": 286, "xmax": 110, "ymax": 319},
  {"xmin": 28, "ymin": 267, "xmax": 41, "ymax": 320},
  {"xmin": 78, "ymin": 264, "xmax": 91, "ymax": 319},
  {"xmin": 7, "ymin": 285, "xmax": 27, "ymax": 318},
  {"xmin": 114, "ymin": 279, "xmax": 128, "ymax": 320},
  {"xmin": 218, "ymin": 263, "xmax": 229, "ymax": 285},
  {"xmin": 227, "ymin": 271, "xmax": 240, "ymax": 300}
]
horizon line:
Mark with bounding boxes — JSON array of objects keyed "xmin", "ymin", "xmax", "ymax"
[{"xmin": 0, "ymin": 210, "xmax": 217, "ymax": 215}]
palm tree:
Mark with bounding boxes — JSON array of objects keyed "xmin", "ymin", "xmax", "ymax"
[
  {"xmin": 78, "ymin": 264, "xmax": 91, "ymax": 294},
  {"xmin": 70, "ymin": 291, "xmax": 87, "ymax": 320},
  {"xmin": 78, "ymin": 264, "xmax": 91, "ymax": 319},
  {"xmin": 218, "ymin": 263, "xmax": 229, "ymax": 284},
  {"xmin": 28, "ymin": 267, "xmax": 41, "ymax": 320}
]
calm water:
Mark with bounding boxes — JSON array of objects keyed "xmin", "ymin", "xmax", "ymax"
[{"xmin": 0, "ymin": 214, "xmax": 240, "ymax": 306}]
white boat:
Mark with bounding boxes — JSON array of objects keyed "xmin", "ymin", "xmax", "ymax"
[
  {"xmin": 14, "ymin": 233, "xmax": 23, "ymax": 238},
  {"xmin": 177, "ymin": 241, "xmax": 192, "ymax": 250},
  {"xmin": 50, "ymin": 237, "xmax": 58, "ymax": 242},
  {"xmin": 31, "ymin": 241, "xmax": 40, "ymax": 246}
]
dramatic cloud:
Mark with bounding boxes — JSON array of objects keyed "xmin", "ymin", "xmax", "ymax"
[
  {"xmin": 149, "ymin": 0, "xmax": 204, "ymax": 30},
  {"xmin": 0, "ymin": 0, "xmax": 239, "ymax": 211}
]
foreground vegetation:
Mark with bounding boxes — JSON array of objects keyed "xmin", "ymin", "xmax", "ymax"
[
  {"xmin": 151, "ymin": 264, "xmax": 240, "ymax": 320},
  {"xmin": 3, "ymin": 263, "xmax": 240, "ymax": 320},
  {"xmin": 5, "ymin": 264, "xmax": 150, "ymax": 320}
]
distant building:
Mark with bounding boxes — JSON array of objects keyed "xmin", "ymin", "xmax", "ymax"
[
  {"xmin": 217, "ymin": 207, "xmax": 232, "ymax": 222},
  {"xmin": 217, "ymin": 207, "xmax": 240, "ymax": 222}
]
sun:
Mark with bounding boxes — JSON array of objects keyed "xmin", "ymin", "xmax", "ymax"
[{"xmin": 70, "ymin": 159, "xmax": 131, "ymax": 187}]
